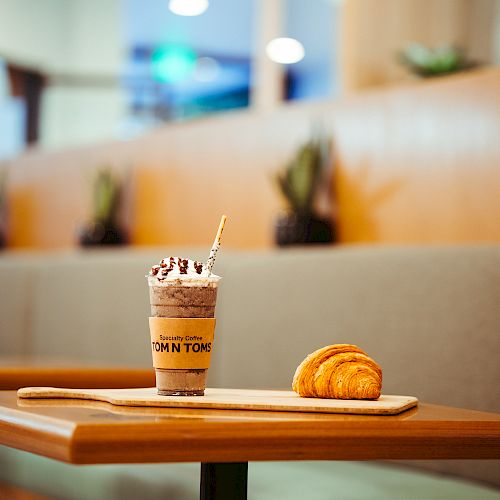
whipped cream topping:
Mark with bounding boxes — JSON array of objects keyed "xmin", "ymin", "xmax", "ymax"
[{"xmin": 147, "ymin": 256, "xmax": 220, "ymax": 285}]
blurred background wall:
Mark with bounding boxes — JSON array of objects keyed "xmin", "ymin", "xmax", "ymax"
[
  {"xmin": 0, "ymin": 0, "xmax": 499, "ymax": 250},
  {"xmin": 0, "ymin": 0, "xmax": 125, "ymax": 149}
]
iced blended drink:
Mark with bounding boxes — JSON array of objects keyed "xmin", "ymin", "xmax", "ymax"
[{"xmin": 147, "ymin": 257, "xmax": 220, "ymax": 396}]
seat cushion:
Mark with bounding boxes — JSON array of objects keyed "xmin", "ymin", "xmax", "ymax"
[{"xmin": 1, "ymin": 446, "xmax": 499, "ymax": 500}]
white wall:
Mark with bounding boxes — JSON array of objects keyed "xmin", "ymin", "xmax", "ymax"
[
  {"xmin": 39, "ymin": 0, "xmax": 127, "ymax": 149},
  {"xmin": 0, "ymin": 0, "xmax": 67, "ymax": 72},
  {"xmin": 41, "ymin": 85, "xmax": 127, "ymax": 149},
  {"xmin": 63, "ymin": 0, "xmax": 125, "ymax": 77},
  {"xmin": 0, "ymin": 0, "xmax": 127, "ymax": 150}
]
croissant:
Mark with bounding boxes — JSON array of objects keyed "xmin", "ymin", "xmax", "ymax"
[{"xmin": 292, "ymin": 344, "xmax": 382, "ymax": 399}]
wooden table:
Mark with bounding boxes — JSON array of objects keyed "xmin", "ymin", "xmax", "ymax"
[{"xmin": 1, "ymin": 390, "xmax": 500, "ymax": 500}]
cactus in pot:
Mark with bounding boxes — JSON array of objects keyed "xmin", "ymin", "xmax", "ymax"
[
  {"xmin": 79, "ymin": 167, "xmax": 127, "ymax": 246},
  {"xmin": 273, "ymin": 133, "xmax": 334, "ymax": 246}
]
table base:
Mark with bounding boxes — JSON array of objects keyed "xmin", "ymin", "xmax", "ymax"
[{"xmin": 200, "ymin": 462, "xmax": 248, "ymax": 500}]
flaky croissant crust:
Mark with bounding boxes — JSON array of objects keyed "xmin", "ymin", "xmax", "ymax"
[{"xmin": 292, "ymin": 344, "xmax": 382, "ymax": 400}]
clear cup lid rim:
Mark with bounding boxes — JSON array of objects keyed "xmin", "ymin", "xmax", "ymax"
[{"xmin": 147, "ymin": 274, "xmax": 221, "ymax": 285}]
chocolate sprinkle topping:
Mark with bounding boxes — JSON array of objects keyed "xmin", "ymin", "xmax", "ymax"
[
  {"xmin": 151, "ymin": 256, "xmax": 208, "ymax": 280},
  {"xmin": 178, "ymin": 257, "xmax": 189, "ymax": 274}
]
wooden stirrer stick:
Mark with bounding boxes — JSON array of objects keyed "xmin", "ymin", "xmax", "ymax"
[{"xmin": 206, "ymin": 215, "xmax": 227, "ymax": 275}]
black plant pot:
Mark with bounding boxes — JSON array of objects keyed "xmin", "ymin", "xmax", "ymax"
[
  {"xmin": 275, "ymin": 212, "xmax": 335, "ymax": 246},
  {"xmin": 79, "ymin": 220, "xmax": 126, "ymax": 247}
]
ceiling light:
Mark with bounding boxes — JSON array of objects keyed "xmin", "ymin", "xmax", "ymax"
[
  {"xmin": 169, "ymin": 0, "xmax": 209, "ymax": 16},
  {"xmin": 265, "ymin": 37, "xmax": 305, "ymax": 64}
]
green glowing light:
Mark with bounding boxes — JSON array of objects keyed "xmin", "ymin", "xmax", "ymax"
[{"xmin": 151, "ymin": 45, "xmax": 197, "ymax": 83}]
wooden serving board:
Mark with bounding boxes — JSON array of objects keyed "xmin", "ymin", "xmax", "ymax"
[{"xmin": 17, "ymin": 387, "xmax": 418, "ymax": 415}]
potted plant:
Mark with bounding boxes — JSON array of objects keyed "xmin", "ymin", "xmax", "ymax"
[
  {"xmin": 273, "ymin": 133, "xmax": 335, "ymax": 246},
  {"xmin": 79, "ymin": 167, "xmax": 127, "ymax": 246},
  {"xmin": 399, "ymin": 43, "xmax": 477, "ymax": 78}
]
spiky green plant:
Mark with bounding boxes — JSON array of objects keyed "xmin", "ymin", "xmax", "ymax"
[
  {"xmin": 274, "ymin": 134, "xmax": 330, "ymax": 214},
  {"xmin": 399, "ymin": 43, "xmax": 475, "ymax": 77},
  {"xmin": 91, "ymin": 167, "xmax": 121, "ymax": 223}
]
